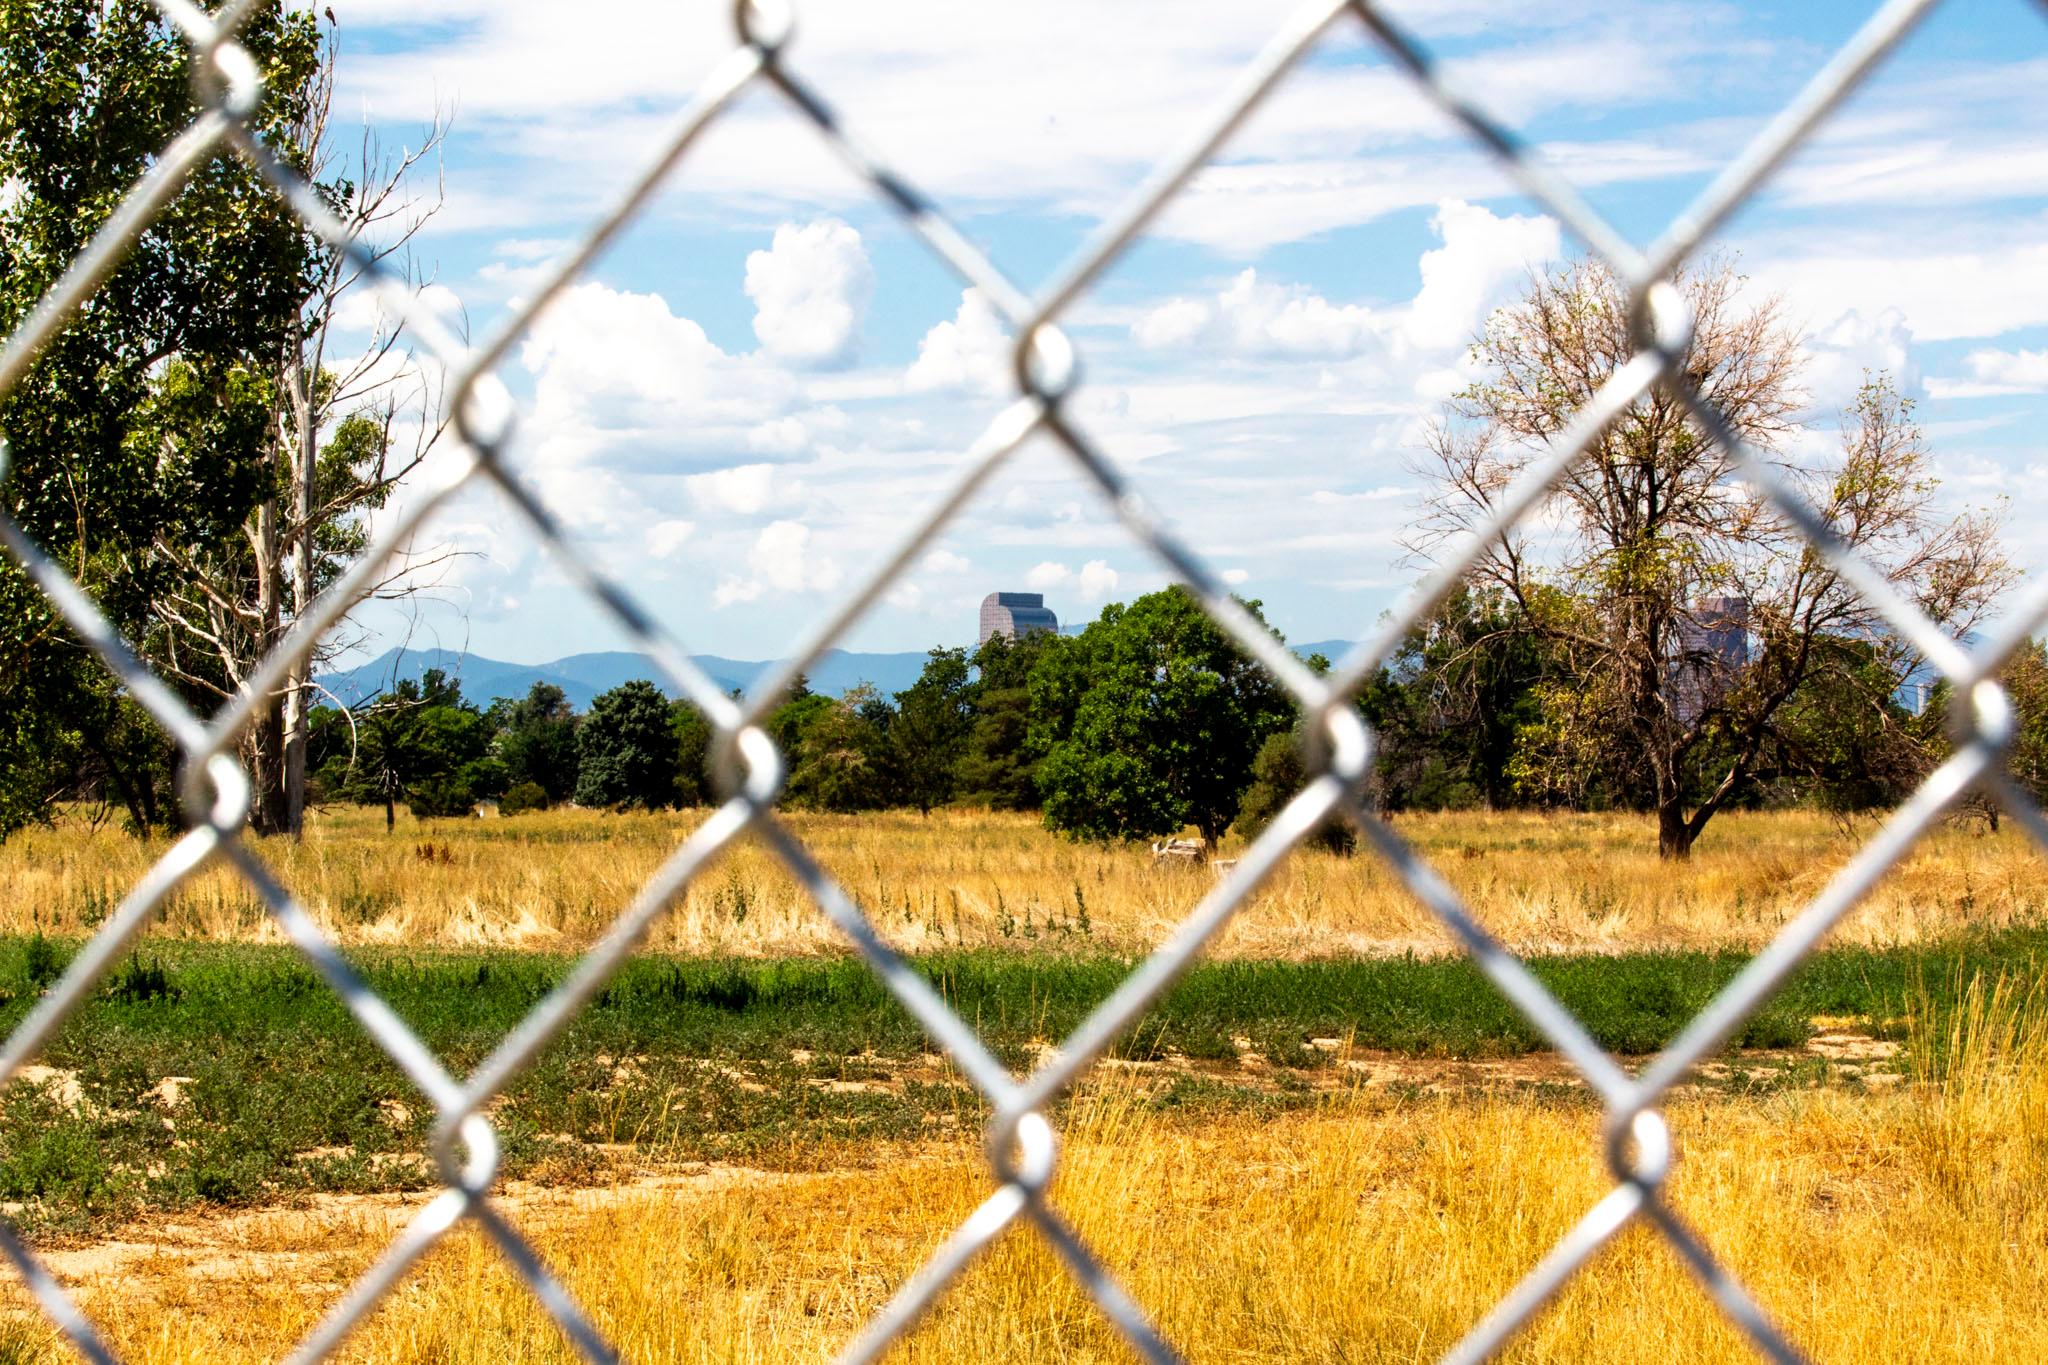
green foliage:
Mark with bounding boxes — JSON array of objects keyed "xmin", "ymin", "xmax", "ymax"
[
  {"xmin": 491, "ymin": 682, "xmax": 579, "ymax": 803},
  {"xmin": 672, "ymin": 701, "xmax": 714, "ymax": 807},
  {"xmin": 1755, "ymin": 637, "xmax": 1922, "ymax": 812},
  {"xmin": 498, "ymin": 781, "xmax": 548, "ymax": 816},
  {"xmin": 1364, "ymin": 585, "xmax": 1552, "ymax": 812},
  {"xmin": 890, "ymin": 648, "xmax": 975, "ymax": 814},
  {"xmin": 784, "ymin": 689, "xmax": 892, "ymax": 812},
  {"xmin": 575, "ymin": 680, "xmax": 679, "ymax": 810},
  {"xmin": 313, "ymin": 669, "xmax": 500, "ymax": 825},
  {"xmin": 956, "ymin": 631, "xmax": 1055, "ymax": 810},
  {"xmin": 1998, "ymin": 641, "xmax": 2048, "ymax": 805},
  {"xmin": 0, "ymin": 0, "xmax": 327, "ymax": 839},
  {"xmin": 1031, "ymin": 587, "xmax": 1294, "ymax": 845},
  {"xmin": 1231, "ymin": 730, "xmax": 1355, "ymax": 854}
]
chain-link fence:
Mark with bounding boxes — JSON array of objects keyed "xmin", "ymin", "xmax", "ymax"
[{"xmin": 3, "ymin": 0, "xmax": 2045, "ymax": 1359}]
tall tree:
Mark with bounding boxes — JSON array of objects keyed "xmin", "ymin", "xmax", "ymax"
[
  {"xmin": 142, "ymin": 18, "xmax": 452, "ymax": 837},
  {"xmin": 576, "ymin": 680, "xmax": 679, "ymax": 810},
  {"xmin": 1031, "ymin": 586, "xmax": 1294, "ymax": 849},
  {"xmin": 1359, "ymin": 585, "xmax": 1549, "ymax": 811},
  {"xmin": 0, "ymin": 0, "xmax": 325, "ymax": 836},
  {"xmin": 671, "ymin": 701, "xmax": 714, "ymax": 807},
  {"xmin": 890, "ymin": 648, "xmax": 974, "ymax": 815},
  {"xmin": 785, "ymin": 685, "xmax": 892, "ymax": 813},
  {"xmin": 1414, "ymin": 258, "xmax": 2011, "ymax": 857},
  {"xmin": 956, "ymin": 629, "xmax": 1056, "ymax": 810},
  {"xmin": 313, "ymin": 668, "xmax": 500, "ymax": 828},
  {"xmin": 492, "ymin": 681, "xmax": 579, "ymax": 805}
]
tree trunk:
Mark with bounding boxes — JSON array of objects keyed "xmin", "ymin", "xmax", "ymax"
[
  {"xmin": 280, "ymin": 360, "xmax": 316, "ymax": 839},
  {"xmin": 246, "ymin": 501, "xmax": 289, "ymax": 835},
  {"xmin": 82, "ymin": 725, "xmax": 150, "ymax": 836},
  {"xmin": 1657, "ymin": 798, "xmax": 1695, "ymax": 860},
  {"xmin": 244, "ymin": 705, "xmax": 291, "ymax": 836}
]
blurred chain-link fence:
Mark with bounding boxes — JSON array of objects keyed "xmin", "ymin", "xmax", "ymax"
[{"xmin": 4, "ymin": 0, "xmax": 2046, "ymax": 1360}]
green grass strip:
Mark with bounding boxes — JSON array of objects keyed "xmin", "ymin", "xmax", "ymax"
[{"xmin": 0, "ymin": 928, "xmax": 2040, "ymax": 1235}]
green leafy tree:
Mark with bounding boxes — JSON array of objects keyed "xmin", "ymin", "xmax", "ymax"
[
  {"xmin": 1756, "ymin": 637, "xmax": 1922, "ymax": 813},
  {"xmin": 313, "ymin": 669, "xmax": 500, "ymax": 827},
  {"xmin": 1360, "ymin": 586, "xmax": 1551, "ymax": 812},
  {"xmin": 2000, "ymin": 642, "xmax": 2048, "ymax": 808},
  {"xmin": 492, "ymin": 682, "xmax": 579, "ymax": 805},
  {"xmin": 1031, "ymin": 586, "xmax": 1294, "ymax": 848},
  {"xmin": 1231, "ymin": 728, "xmax": 1356, "ymax": 854},
  {"xmin": 0, "ymin": 0, "xmax": 327, "ymax": 838},
  {"xmin": 1918, "ymin": 640, "xmax": 2048, "ymax": 833},
  {"xmin": 672, "ymin": 701, "xmax": 714, "ymax": 807},
  {"xmin": 890, "ymin": 648, "xmax": 974, "ymax": 815},
  {"xmin": 763, "ymin": 676, "xmax": 836, "ymax": 805},
  {"xmin": 138, "ymin": 29, "xmax": 451, "ymax": 838},
  {"xmin": 956, "ymin": 630, "xmax": 1058, "ymax": 810},
  {"xmin": 575, "ymin": 680, "xmax": 678, "ymax": 810},
  {"xmin": 785, "ymin": 685, "xmax": 892, "ymax": 812}
]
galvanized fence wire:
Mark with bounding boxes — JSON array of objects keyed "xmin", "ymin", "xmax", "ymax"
[{"xmin": 0, "ymin": 0, "xmax": 2043, "ymax": 1358}]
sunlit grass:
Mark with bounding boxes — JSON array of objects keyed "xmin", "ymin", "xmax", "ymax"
[
  {"xmin": 11, "ymin": 968, "xmax": 2043, "ymax": 1363},
  {"xmin": 2, "ymin": 804, "xmax": 2040, "ymax": 958}
]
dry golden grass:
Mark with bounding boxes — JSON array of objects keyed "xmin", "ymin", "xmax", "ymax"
[
  {"xmin": 14, "ymin": 974, "xmax": 2046, "ymax": 1363},
  {"xmin": 3, "ymin": 804, "xmax": 2042, "ymax": 958}
]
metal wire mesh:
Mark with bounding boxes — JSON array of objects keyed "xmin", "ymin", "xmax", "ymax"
[{"xmin": 2, "ymin": 0, "xmax": 2044, "ymax": 1360}]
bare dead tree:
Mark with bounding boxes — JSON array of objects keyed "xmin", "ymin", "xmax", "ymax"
[
  {"xmin": 147, "ymin": 18, "xmax": 460, "ymax": 836},
  {"xmin": 1410, "ymin": 257, "xmax": 2014, "ymax": 859}
]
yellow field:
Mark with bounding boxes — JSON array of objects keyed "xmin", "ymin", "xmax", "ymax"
[
  {"xmin": 2, "ymin": 804, "xmax": 2040, "ymax": 958},
  {"xmin": 11, "ymin": 975, "xmax": 2045, "ymax": 1363},
  {"xmin": 5, "ymin": 806, "xmax": 2044, "ymax": 1360}
]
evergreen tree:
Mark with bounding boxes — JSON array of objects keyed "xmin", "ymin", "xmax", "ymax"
[{"xmin": 575, "ymin": 680, "xmax": 680, "ymax": 810}]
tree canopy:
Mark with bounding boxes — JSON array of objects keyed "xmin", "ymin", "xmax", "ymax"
[
  {"xmin": 0, "ymin": 0, "xmax": 328, "ymax": 838},
  {"xmin": 1413, "ymin": 257, "xmax": 2011, "ymax": 857},
  {"xmin": 1031, "ymin": 586, "xmax": 1295, "ymax": 848}
]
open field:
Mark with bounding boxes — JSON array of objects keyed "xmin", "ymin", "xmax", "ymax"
[
  {"xmin": 2, "ymin": 807, "xmax": 2045, "ymax": 1358},
  {"xmin": 17, "ymin": 930, "xmax": 2046, "ymax": 1236},
  {"xmin": 4, "ymin": 805, "xmax": 2043, "ymax": 958},
  {"xmin": 2, "ymin": 970, "xmax": 2044, "ymax": 1362}
]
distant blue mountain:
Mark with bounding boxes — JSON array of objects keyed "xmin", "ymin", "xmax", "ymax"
[
  {"xmin": 319, "ymin": 647, "xmax": 948, "ymax": 710},
  {"xmin": 318, "ymin": 637, "xmax": 1359, "ymax": 712}
]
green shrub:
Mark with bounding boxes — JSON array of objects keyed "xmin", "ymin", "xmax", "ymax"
[{"xmin": 499, "ymin": 781, "xmax": 549, "ymax": 816}]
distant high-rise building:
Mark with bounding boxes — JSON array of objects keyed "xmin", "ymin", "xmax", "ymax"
[
  {"xmin": 1670, "ymin": 595, "xmax": 1751, "ymax": 725},
  {"xmin": 978, "ymin": 591, "xmax": 1059, "ymax": 646}
]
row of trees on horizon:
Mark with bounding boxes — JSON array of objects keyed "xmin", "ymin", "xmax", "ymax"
[{"xmin": 296, "ymin": 578, "xmax": 2048, "ymax": 862}]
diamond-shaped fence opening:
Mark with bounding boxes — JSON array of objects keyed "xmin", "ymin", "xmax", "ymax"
[{"xmin": 2, "ymin": 0, "xmax": 2046, "ymax": 1360}]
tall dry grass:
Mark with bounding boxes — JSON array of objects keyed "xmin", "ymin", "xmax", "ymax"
[
  {"xmin": 21, "ymin": 967, "xmax": 2048, "ymax": 1362},
  {"xmin": 2, "ymin": 805, "xmax": 2041, "ymax": 958}
]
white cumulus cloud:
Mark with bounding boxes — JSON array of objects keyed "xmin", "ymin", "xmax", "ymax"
[
  {"xmin": 686, "ymin": 463, "xmax": 781, "ymax": 516},
  {"xmin": 744, "ymin": 219, "xmax": 873, "ymax": 368},
  {"xmin": 1132, "ymin": 269, "xmax": 1381, "ymax": 358},
  {"xmin": 1405, "ymin": 199, "xmax": 1562, "ymax": 351},
  {"xmin": 1944, "ymin": 346, "xmax": 2048, "ymax": 397},
  {"xmin": 907, "ymin": 288, "xmax": 1010, "ymax": 394},
  {"xmin": 1801, "ymin": 308, "xmax": 1921, "ymax": 413},
  {"xmin": 644, "ymin": 519, "xmax": 695, "ymax": 559},
  {"xmin": 714, "ymin": 519, "xmax": 842, "ymax": 607},
  {"xmin": 1025, "ymin": 559, "xmax": 1120, "ymax": 601},
  {"xmin": 519, "ymin": 281, "xmax": 796, "ymax": 484}
]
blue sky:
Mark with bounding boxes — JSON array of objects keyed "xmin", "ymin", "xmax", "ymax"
[{"xmin": 317, "ymin": 0, "xmax": 2048, "ymax": 667}]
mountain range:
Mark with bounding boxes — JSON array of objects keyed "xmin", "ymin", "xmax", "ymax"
[{"xmin": 316, "ymin": 639, "xmax": 1359, "ymax": 711}]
